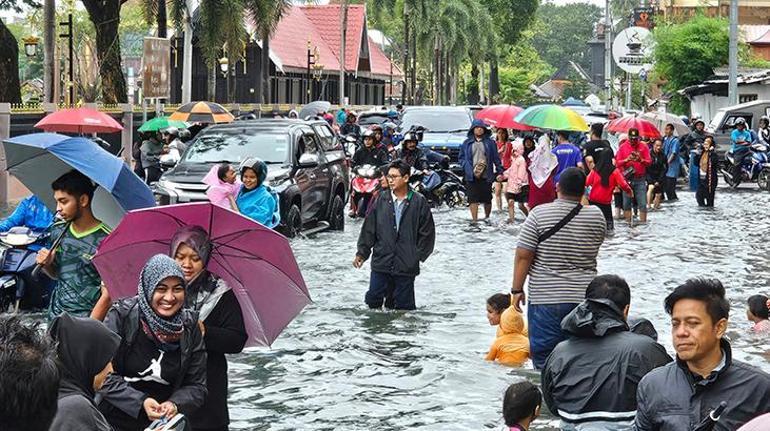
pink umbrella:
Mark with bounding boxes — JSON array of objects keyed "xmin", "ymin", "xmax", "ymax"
[
  {"xmin": 92, "ymin": 202, "xmax": 310, "ymax": 347},
  {"xmin": 475, "ymin": 105, "xmax": 536, "ymax": 131},
  {"xmin": 35, "ymin": 107, "xmax": 124, "ymax": 134}
]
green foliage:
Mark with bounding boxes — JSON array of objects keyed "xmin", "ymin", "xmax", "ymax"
[
  {"xmin": 486, "ymin": 0, "xmax": 538, "ymax": 47},
  {"xmin": 652, "ymin": 15, "xmax": 729, "ymax": 93},
  {"xmin": 496, "ymin": 31, "xmax": 554, "ymax": 105},
  {"xmin": 199, "ymin": 0, "xmax": 247, "ymax": 67},
  {"xmin": 529, "ymin": 2, "xmax": 603, "ymax": 72}
]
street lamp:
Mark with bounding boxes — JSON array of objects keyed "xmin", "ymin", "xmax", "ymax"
[
  {"xmin": 307, "ymin": 39, "xmax": 320, "ymax": 103},
  {"xmin": 218, "ymin": 57, "xmax": 229, "ymax": 77},
  {"xmin": 59, "ymin": 13, "xmax": 74, "ymax": 106},
  {"xmin": 22, "ymin": 36, "xmax": 39, "ymax": 57}
]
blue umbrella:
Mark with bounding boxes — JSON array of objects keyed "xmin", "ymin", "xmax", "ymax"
[{"xmin": 2, "ymin": 133, "xmax": 155, "ymax": 228}]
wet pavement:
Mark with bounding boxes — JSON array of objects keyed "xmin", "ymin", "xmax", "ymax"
[{"xmin": 225, "ymin": 185, "xmax": 770, "ymax": 430}]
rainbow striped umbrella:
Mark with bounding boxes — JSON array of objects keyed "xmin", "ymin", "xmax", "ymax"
[
  {"xmin": 514, "ymin": 104, "xmax": 589, "ymax": 132},
  {"xmin": 169, "ymin": 101, "xmax": 234, "ymax": 124}
]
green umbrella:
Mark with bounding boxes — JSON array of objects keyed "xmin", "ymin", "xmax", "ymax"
[
  {"xmin": 514, "ymin": 104, "xmax": 589, "ymax": 132},
  {"xmin": 138, "ymin": 116, "xmax": 189, "ymax": 133}
]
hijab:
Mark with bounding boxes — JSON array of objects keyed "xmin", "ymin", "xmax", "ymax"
[
  {"xmin": 49, "ymin": 313, "xmax": 121, "ymax": 399},
  {"xmin": 239, "ymin": 158, "xmax": 268, "ymax": 194},
  {"xmin": 528, "ymin": 135, "xmax": 558, "ymax": 188},
  {"xmin": 137, "ymin": 254, "xmax": 187, "ymax": 348}
]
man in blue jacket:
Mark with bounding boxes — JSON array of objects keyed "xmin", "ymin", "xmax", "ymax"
[
  {"xmin": 459, "ymin": 120, "xmax": 504, "ymax": 223},
  {"xmin": 0, "ymin": 195, "xmax": 55, "ymax": 234}
]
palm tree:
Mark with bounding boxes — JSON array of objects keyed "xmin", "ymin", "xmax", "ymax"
[
  {"xmin": 199, "ymin": 0, "xmax": 247, "ymax": 101},
  {"xmin": 244, "ymin": 0, "xmax": 292, "ymax": 104},
  {"xmin": 140, "ymin": 0, "xmax": 168, "ymax": 38}
]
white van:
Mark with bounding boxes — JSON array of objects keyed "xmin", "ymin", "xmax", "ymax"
[{"xmin": 707, "ymin": 100, "xmax": 770, "ymax": 155}]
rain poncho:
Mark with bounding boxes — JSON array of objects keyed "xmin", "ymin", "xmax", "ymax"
[
  {"xmin": 529, "ymin": 135, "xmax": 558, "ymax": 188},
  {"xmin": 485, "ymin": 306, "xmax": 530, "ymax": 366},
  {"xmin": 236, "ymin": 159, "xmax": 280, "ymax": 229},
  {"xmin": 0, "ymin": 194, "xmax": 54, "ymax": 232},
  {"xmin": 503, "ymin": 141, "xmax": 528, "ymax": 194},
  {"xmin": 202, "ymin": 165, "xmax": 241, "ymax": 210}
]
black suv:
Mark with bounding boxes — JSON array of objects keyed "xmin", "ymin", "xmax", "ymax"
[{"xmin": 154, "ymin": 119, "xmax": 350, "ymax": 237}]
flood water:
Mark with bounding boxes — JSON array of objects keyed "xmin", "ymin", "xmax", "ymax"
[
  {"xmin": 225, "ymin": 185, "xmax": 770, "ymax": 430},
  {"xmin": 8, "ymin": 186, "xmax": 770, "ymax": 430}
]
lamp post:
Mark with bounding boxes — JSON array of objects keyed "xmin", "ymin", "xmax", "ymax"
[
  {"xmin": 59, "ymin": 13, "xmax": 74, "ymax": 106},
  {"xmin": 22, "ymin": 36, "xmax": 40, "ymax": 58},
  {"xmin": 218, "ymin": 57, "xmax": 229, "ymax": 77},
  {"xmin": 307, "ymin": 39, "xmax": 319, "ymax": 104}
]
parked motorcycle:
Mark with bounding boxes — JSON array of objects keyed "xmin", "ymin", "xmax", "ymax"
[
  {"xmin": 409, "ymin": 163, "xmax": 467, "ymax": 208},
  {"xmin": 721, "ymin": 142, "xmax": 770, "ymax": 189},
  {"xmin": 0, "ymin": 227, "xmax": 54, "ymax": 313},
  {"xmin": 349, "ymin": 164, "xmax": 381, "ymax": 218}
]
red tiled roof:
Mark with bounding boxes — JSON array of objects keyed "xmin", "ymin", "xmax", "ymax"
[
  {"xmin": 300, "ymin": 4, "xmax": 365, "ymax": 73},
  {"xmin": 269, "ymin": 6, "xmax": 341, "ymax": 71},
  {"xmin": 369, "ymin": 37, "xmax": 403, "ymax": 79}
]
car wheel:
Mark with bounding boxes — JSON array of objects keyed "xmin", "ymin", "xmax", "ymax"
[
  {"xmin": 284, "ymin": 204, "xmax": 302, "ymax": 238},
  {"xmin": 329, "ymin": 194, "xmax": 345, "ymax": 231}
]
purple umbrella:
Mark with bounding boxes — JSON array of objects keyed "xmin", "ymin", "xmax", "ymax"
[{"xmin": 92, "ymin": 202, "xmax": 310, "ymax": 347}]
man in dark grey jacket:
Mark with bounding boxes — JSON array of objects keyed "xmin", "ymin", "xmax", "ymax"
[
  {"xmin": 541, "ymin": 275, "xmax": 672, "ymax": 430},
  {"xmin": 354, "ymin": 160, "xmax": 435, "ymax": 310},
  {"xmin": 635, "ymin": 278, "xmax": 770, "ymax": 430}
]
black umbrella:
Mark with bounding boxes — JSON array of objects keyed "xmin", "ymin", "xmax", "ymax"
[{"xmin": 693, "ymin": 401, "xmax": 727, "ymax": 431}]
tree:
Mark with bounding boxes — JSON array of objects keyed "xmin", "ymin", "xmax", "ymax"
[
  {"xmin": 245, "ymin": 0, "xmax": 292, "ymax": 104},
  {"xmin": 81, "ymin": 0, "xmax": 130, "ymax": 104},
  {"xmin": 529, "ymin": 2, "xmax": 603, "ymax": 73},
  {"xmin": 0, "ymin": 0, "xmax": 40, "ymax": 103},
  {"xmin": 140, "ymin": 0, "xmax": 168, "ymax": 37},
  {"xmin": 652, "ymin": 16, "xmax": 729, "ymax": 113},
  {"xmin": 485, "ymin": 0, "xmax": 538, "ymax": 101}
]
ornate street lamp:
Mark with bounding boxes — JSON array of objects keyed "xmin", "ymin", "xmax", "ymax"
[
  {"xmin": 218, "ymin": 57, "xmax": 229, "ymax": 77},
  {"xmin": 22, "ymin": 36, "xmax": 40, "ymax": 57}
]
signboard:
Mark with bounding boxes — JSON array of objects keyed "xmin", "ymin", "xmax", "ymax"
[
  {"xmin": 142, "ymin": 37, "xmax": 170, "ymax": 99},
  {"xmin": 633, "ymin": 7, "xmax": 655, "ymax": 30},
  {"xmin": 612, "ymin": 26, "xmax": 654, "ymax": 75}
]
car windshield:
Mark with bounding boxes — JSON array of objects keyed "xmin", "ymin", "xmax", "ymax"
[
  {"xmin": 707, "ymin": 112, "xmax": 724, "ymax": 133},
  {"xmin": 401, "ymin": 110, "xmax": 471, "ymax": 133},
  {"xmin": 183, "ymin": 128, "xmax": 289, "ymax": 164},
  {"xmin": 359, "ymin": 114, "xmax": 389, "ymax": 125}
]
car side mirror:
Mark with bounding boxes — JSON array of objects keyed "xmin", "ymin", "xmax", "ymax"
[{"xmin": 298, "ymin": 153, "xmax": 319, "ymax": 167}]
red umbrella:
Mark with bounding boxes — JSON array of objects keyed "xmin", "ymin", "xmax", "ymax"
[
  {"xmin": 35, "ymin": 107, "xmax": 124, "ymax": 134},
  {"xmin": 606, "ymin": 116, "xmax": 661, "ymax": 139},
  {"xmin": 476, "ymin": 105, "xmax": 536, "ymax": 131}
]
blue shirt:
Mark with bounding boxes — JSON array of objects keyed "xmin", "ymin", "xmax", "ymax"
[
  {"xmin": 392, "ymin": 192, "xmax": 406, "ymax": 232},
  {"xmin": 663, "ymin": 136, "xmax": 681, "ymax": 178},
  {"xmin": 552, "ymin": 143, "xmax": 583, "ymax": 183},
  {"xmin": 731, "ymin": 129, "xmax": 752, "ymax": 152}
]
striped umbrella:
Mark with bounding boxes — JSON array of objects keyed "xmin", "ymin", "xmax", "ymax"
[
  {"xmin": 168, "ymin": 101, "xmax": 234, "ymax": 124},
  {"xmin": 514, "ymin": 104, "xmax": 589, "ymax": 132}
]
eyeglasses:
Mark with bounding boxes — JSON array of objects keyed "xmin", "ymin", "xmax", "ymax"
[{"xmin": 387, "ymin": 174, "xmax": 403, "ymax": 180}]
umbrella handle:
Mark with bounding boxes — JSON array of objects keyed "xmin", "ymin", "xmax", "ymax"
[{"xmin": 31, "ymin": 220, "xmax": 72, "ymax": 279}]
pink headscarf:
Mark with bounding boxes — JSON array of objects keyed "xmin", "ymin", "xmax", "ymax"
[{"xmin": 202, "ymin": 164, "xmax": 241, "ymax": 209}]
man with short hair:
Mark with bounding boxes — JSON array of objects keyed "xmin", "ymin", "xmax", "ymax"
[
  {"xmin": 0, "ymin": 316, "xmax": 60, "ymax": 431},
  {"xmin": 582, "ymin": 123, "xmax": 612, "ymax": 171},
  {"xmin": 354, "ymin": 160, "xmax": 435, "ymax": 310},
  {"xmin": 615, "ymin": 128, "xmax": 652, "ymax": 225},
  {"xmin": 635, "ymin": 278, "xmax": 770, "ymax": 430},
  {"xmin": 511, "ymin": 167, "xmax": 606, "ymax": 369},
  {"xmin": 662, "ymin": 123, "xmax": 681, "ymax": 201},
  {"xmin": 552, "ymin": 131, "xmax": 583, "ymax": 183},
  {"xmin": 542, "ymin": 274, "xmax": 672, "ymax": 430},
  {"xmin": 36, "ymin": 170, "xmax": 112, "ymax": 321}
]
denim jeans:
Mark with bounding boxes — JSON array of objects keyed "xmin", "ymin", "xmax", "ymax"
[
  {"xmin": 365, "ymin": 271, "xmax": 416, "ymax": 310},
  {"xmin": 528, "ymin": 302, "xmax": 579, "ymax": 369},
  {"xmin": 622, "ymin": 179, "xmax": 648, "ymax": 212}
]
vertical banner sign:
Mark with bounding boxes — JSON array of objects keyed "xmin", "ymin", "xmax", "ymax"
[
  {"xmin": 142, "ymin": 37, "xmax": 171, "ymax": 99},
  {"xmin": 633, "ymin": 7, "xmax": 655, "ymax": 30}
]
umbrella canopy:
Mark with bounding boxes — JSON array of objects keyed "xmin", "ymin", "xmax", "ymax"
[
  {"xmin": 475, "ymin": 105, "xmax": 536, "ymax": 131},
  {"xmin": 92, "ymin": 202, "xmax": 310, "ymax": 347},
  {"xmin": 299, "ymin": 101, "xmax": 332, "ymax": 120},
  {"xmin": 514, "ymin": 104, "xmax": 590, "ymax": 132},
  {"xmin": 562, "ymin": 97, "xmax": 587, "ymax": 107},
  {"xmin": 2, "ymin": 133, "xmax": 155, "ymax": 228},
  {"xmin": 138, "ymin": 116, "xmax": 189, "ymax": 133},
  {"xmin": 35, "ymin": 107, "xmax": 124, "ymax": 134},
  {"xmin": 169, "ymin": 101, "xmax": 234, "ymax": 124},
  {"xmin": 606, "ymin": 116, "xmax": 662, "ymax": 139},
  {"xmin": 639, "ymin": 111, "xmax": 690, "ymax": 136}
]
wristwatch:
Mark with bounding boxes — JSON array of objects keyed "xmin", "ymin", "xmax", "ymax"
[{"xmin": 511, "ymin": 289, "xmax": 524, "ymax": 294}]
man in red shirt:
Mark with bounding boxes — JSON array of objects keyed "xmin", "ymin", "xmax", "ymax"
[{"xmin": 615, "ymin": 128, "xmax": 652, "ymax": 225}]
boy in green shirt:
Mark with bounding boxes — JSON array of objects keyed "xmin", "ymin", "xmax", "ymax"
[{"xmin": 36, "ymin": 170, "xmax": 111, "ymax": 320}]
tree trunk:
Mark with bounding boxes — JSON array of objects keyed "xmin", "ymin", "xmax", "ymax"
[
  {"xmin": 488, "ymin": 56, "xmax": 499, "ymax": 105},
  {"xmin": 433, "ymin": 37, "xmax": 440, "ymax": 106},
  {"xmin": 157, "ymin": 0, "xmax": 167, "ymax": 38},
  {"xmin": 0, "ymin": 19, "xmax": 21, "ymax": 103},
  {"xmin": 43, "ymin": 0, "xmax": 55, "ymax": 103},
  {"xmin": 339, "ymin": 0, "xmax": 348, "ymax": 105},
  {"xmin": 402, "ymin": 4, "xmax": 409, "ymax": 105},
  {"xmin": 444, "ymin": 52, "xmax": 451, "ymax": 104},
  {"xmin": 261, "ymin": 31, "xmax": 271, "ymax": 104},
  {"xmin": 208, "ymin": 63, "xmax": 216, "ymax": 101},
  {"xmin": 83, "ymin": 0, "xmax": 127, "ymax": 104},
  {"xmin": 410, "ymin": 29, "xmax": 417, "ymax": 105},
  {"xmin": 468, "ymin": 63, "xmax": 479, "ymax": 104}
]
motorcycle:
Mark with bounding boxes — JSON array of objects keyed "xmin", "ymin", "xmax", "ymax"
[
  {"xmin": 409, "ymin": 163, "xmax": 467, "ymax": 208},
  {"xmin": 349, "ymin": 164, "xmax": 381, "ymax": 218},
  {"xmin": 721, "ymin": 142, "xmax": 770, "ymax": 189},
  {"xmin": 0, "ymin": 227, "xmax": 54, "ymax": 313}
]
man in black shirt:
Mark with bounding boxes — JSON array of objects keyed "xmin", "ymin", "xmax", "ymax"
[{"xmin": 582, "ymin": 123, "xmax": 612, "ymax": 171}]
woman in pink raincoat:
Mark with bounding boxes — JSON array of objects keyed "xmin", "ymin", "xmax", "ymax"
[
  {"xmin": 503, "ymin": 140, "xmax": 530, "ymax": 223},
  {"xmin": 202, "ymin": 164, "xmax": 240, "ymax": 211}
]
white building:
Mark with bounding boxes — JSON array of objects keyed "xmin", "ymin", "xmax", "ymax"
[{"xmin": 679, "ymin": 69, "xmax": 770, "ymax": 123}]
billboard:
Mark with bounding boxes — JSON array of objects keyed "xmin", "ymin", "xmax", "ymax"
[{"xmin": 142, "ymin": 37, "xmax": 170, "ymax": 99}]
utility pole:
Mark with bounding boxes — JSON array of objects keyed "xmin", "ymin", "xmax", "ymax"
[
  {"xmin": 43, "ymin": 0, "xmax": 55, "ymax": 103},
  {"xmin": 339, "ymin": 0, "xmax": 348, "ymax": 105},
  {"xmin": 402, "ymin": 2, "xmax": 410, "ymax": 105},
  {"xmin": 181, "ymin": 0, "xmax": 193, "ymax": 104},
  {"xmin": 728, "ymin": 0, "xmax": 739, "ymax": 105},
  {"xmin": 59, "ymin": 13, "xmax": 73, "ymax": 106},
  {"xmin": 604, "ymin": 0, "xmax": 612, "ymax": 112}
]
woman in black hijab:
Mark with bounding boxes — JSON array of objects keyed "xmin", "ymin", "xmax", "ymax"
[{"xmin": 49, "ymin": 313, "xmax": 121, "ymax": 431}]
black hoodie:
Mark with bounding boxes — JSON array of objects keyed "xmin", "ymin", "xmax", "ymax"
[
  {"xmin": 541, "ymin": 299, "xmax": 671, "ymax": 428},
  {"xmin": 49, "ymin": 313, "xmax": 121, "ymax": 431}
]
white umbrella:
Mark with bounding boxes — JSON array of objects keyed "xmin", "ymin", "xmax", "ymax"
[{"xmin": 640, "ymin": 111, "xmax": 690, "ymax": 136}]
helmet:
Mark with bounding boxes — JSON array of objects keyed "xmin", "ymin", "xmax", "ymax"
[
  {"xmin": 761, "ymin": 116, "xmax": 770, "ymax": 126},
  {"xmin": 362, "ymin": 129, "xmax": 376, "ymax": 139},
  {"xmin": 368, "ymin": 124, "xmax": 383, "ymax": 133},
  {"xmin": 387, "ymin": 110, "xmax": 399, "ymax": 119},
  {"xmin": 735, "ymin": 117, "xmax": 747, "ymax": 126},
  {"xmin": 693, "ymin": 118, "xmax": 705, "ymax": 127},
  {"xmin": 347, "ymin": 111, "xmax": 358, "ymax": 122},
  {"xmin": 163, "ymin": 126, "xmax": 179, "ymax": 136},
  {"xmin": 178, "ymin": 129, "xmax": 191, "ymax": 140},
  {"xmin": 402, "ymin": 131, "xmax": 419, "ymax": 143},
  {"xmin": 288, "ymin": 109, "xmax": 299, "ymax": 119}
]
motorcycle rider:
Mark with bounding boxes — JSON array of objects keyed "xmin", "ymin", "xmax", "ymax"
[
  {"xmin": 353, "ymin": 129, "xmax": 390, "ymax": 168},
  {"xmin": 340, "ymin": 111, "xmax": 361, "ymax": 141},
  {"xmin": 0, "ymin": 195, "xmax": 55, "ymax": 236},
  {"xmin": 396, "ymin": 132, "xmax": 429, "ymax": 171},
  {"xmin": 160, "ymin": 127, "xmax": 186, "ymax": 165},
  {"xmin": 730, "ymin": 117, "xmax": 753, "ymax": 183},
  {"xmin": 757, "ymin": 116, "xmax": 770, "ymax": 146}
]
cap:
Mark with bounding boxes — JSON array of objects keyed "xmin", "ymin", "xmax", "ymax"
[{"xmin": 628, "ymin": 128, "xmax": 640, "ymax": 139}]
